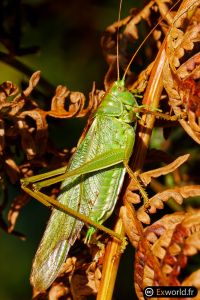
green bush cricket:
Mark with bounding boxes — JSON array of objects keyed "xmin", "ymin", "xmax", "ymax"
[
  {"xmin": 20, "ymin": 0, "xmax": 173, "ymax": 293},
  {"xmin": 22, "ymin": 76, "xmax": 141, "ymax": 290}
]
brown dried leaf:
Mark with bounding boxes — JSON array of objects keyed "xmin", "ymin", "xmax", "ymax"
[
  {"xmin": 101, "ymin": 0, "xmax": 173, "ymax": 87},
  {"xmin": 48, "ymin": 283, "xmax": 69, "ymax": 300},
  {"xmin": 130, "ymin": 62, "xmax": 154, "ymax": 92},
  {"xmin": 48, "ymin": 85, "xmax": 100, "ymax": 119},
  {"xmin": 4, "ymin": 157, "xmax": 20, "ymax": 183},
  {"xmin": 8, "ymin": 71, "xmax": 41, "ymax": 116},
  {"xmin": 48, "ymin": 85, "xmax": 71, "ymax": 118},
  {"xmin": 20, "ymin": 109, "xmax": 48, "ymax": 155},
  {"xmin": 185, "ymin": 232, "xmax": 200, "ymax": 255},
  {"xmin": 120, "ymin": 205, "xmax": 143, "ymax": 248},
  {"xmin": 137, "ymin": 185, "xmax": 200, "ymax": 224},
  {"xmin": 0, "ymin": 180, "xmax": 26, "ymax": 239},
  {"xmin": 69, "ymin": 92, "xmax": 87, "ymax": 117},
  {"xmin": 0, "ymin": 81, "xmax": 18, "ymax": 109},
  {"xmin": 177, "ymin": 53, "xmax": 200, "ymax": 79},
  {"xmin": 134, "ymin": 210, "xmax": 200, "ymax": 298},
  {"xmin": 7, "ymin": 193, "xmax": 29, "ymax": 233},
  {"xmin": 17, "ymin": 119, "xmax": 37, "ymax": 159},
  {"xmin": 59, "ymin": 257, "xmax": 77, "ymax": 275},
  {"xmin": 101, "ymin": 14, "xmax": 131, "ymax": 79},
  {"xmin": 0, "ymin": 119, "xmax": 5, "ymax": 153},
  {"xmin": 23, "ymin": 71, "xmax": 41, "ymax": 97},
  {"xmin": 124, "ymin": 1, "xmax": 154, "ymax": 39},
  {"xmin": 134, "ymin": 238, "xmax": 168, "ymax": 300},
  {"xmin": 140, "ymin": 154, "xmax": 189, "ymax": 186}
]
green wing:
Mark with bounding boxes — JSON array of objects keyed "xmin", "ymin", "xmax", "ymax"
[{"xmin": 30, "ymin": 115, "xmax": 134, "ymax": 291}]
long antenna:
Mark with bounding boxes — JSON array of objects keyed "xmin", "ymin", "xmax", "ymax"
[
  {"xmin": 122, "ymin": 0, "xmax": 183, "ymax": 81},
  {"xmin": 116, "ymin": 0, "xmax": 123, "ymax": 81}
]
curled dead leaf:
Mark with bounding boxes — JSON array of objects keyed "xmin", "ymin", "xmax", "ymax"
[
  {"xmin": 4, "ymin": 157, "xmax": 20, "ymax": 183},
  {"xmin": 23, "ymin": 71, "xmax": 41, "ymax": 97},
  {"xmin": 7, "ymin": 193, "xmax": 29, "ymax": 233},
  {"xmin": 120, "ymin": 205, "xmax": 142, "ymax": 248},
  {"xmin": 48, "ymin": 85, "xmax": 99, "ymax": 119},
  {"xmin": 17, "ymin": 119, "xmax": 37, "ymax": 159},
  {"xmin": 0, "ymin": 119, "xmax": 5, "ymax": 153},
  {"xmin": 48, "ymin": 283, "xmax": 69, "ymax": 300},
  {"xmin": 137, "ymin": 185, "xmax": 200, "ymax": 224},
  {"xmin": 140, "ymin": 154, "xmax": 190, "ymax": 186},
  {"xmin": 0, "ymin": 81, "xmax": 18, "ymax": 108}
]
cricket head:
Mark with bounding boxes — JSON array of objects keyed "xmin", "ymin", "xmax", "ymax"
[
  {"xmin": 111, "ymin": 80, "xmax": 136, "ymax": 104},
  {"xmin": 96, "ymin": 79, "xmax": 138, "ymax": 124}
]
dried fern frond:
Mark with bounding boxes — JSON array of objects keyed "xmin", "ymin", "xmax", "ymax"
[
  {"xmin": 163, "ymin": 0, "xmax": 200, "ymax": 143},
  {"xmin": 123, "ymin": 210, "xmax": 200, "ymax": 299}
]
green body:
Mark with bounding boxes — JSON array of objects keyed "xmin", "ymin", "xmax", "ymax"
[{"xmin": 30, "ymin": 80, "xmax": 138, "ymax": 291}]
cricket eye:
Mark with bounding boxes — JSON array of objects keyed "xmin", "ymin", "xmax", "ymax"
[{"xmin": 118, "ymin": 87, "xmax": 124, "ymax": 92}]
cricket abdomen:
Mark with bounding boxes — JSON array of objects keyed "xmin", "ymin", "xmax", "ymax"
[
  {"xmin": 85, "ymin": 163, "xmax": 126, "ymax": 240},
  {"xmin": 78, "ymin": 115, "xmax": 134, "ymax": 238}
]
